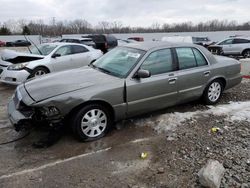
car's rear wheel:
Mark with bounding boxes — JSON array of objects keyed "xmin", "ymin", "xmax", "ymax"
[
  {"xmin": 203, "ymin": 79, "xmax": 224, "ymax": 105},
  {"xmin": 243, "ymin": 49, "xmax": 250, "ymax": 58},
  {"xmin": 30, "ymin": 67, "xmax": 49, "ymax": 78},
  {"xmin": 72, "ymin": 104, "xmax": 112, "ymax": 141}
]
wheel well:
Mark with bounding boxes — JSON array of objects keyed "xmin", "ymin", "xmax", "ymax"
[
  {"xmin": 242, "ymin": 49, "xmax": 250, "ymax": 55},
  {"xmin": 208, "ymin": 77, "xmax": 226, "ymax": 89},
  {"xmin": 33, "ymin": 66, "xmax": 50, "ymax": 73},
  {"xmin": 67, "ymin": 100, "xmax": 115, "ymax": 121},
  {"xmin": 217, "ymin": 77, "xmax": 226, "ymax": 89}
]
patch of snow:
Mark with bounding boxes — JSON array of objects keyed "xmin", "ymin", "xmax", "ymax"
[
  {"xmin": 135, "ymin": 101, "xmax": 250, "ymax": 133},
  {"xmin": 135, "ymin": 112, "xmax": 196, "ymax": 133},
  {"xmin": 207, "ymin": 101, "xmax": 250, "ymax": 122}
]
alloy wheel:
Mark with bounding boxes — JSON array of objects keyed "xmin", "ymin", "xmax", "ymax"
[
  {"xmin": 81, "ymin": 109, "xmax": 107, "ymax": 138},
  {"xmin": 208, "ymin": 82, "xmax": 221, "ymax": 102}
]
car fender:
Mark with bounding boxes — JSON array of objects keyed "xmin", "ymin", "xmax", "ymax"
[
  {"xmin": 26, "ymin": 57, "xmax": 53, "ymax": 72},
  {"xmin": 204, "ymin": 75, "xmax": 227, "ymax": 91}
]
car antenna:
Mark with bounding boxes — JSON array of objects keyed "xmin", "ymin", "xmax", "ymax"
[{"xmin": 24, "ymin": 35, "xmax": 43, "ymax": 55}]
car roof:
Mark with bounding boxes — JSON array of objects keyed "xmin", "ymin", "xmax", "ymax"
[
  {"xmin": 61, "ymin": 37, "xmax": 93, "ymax": 41},
  {"xmin": 122, "ymin": 41, "xmax": 199, "ymax": 51},
  {"xmin": 224, "ymin": 37, "xmax": 250, "ymax": 40},
  {"xmin": 44, "ymin": 42, "xmax": 91, "ymax": 49}
]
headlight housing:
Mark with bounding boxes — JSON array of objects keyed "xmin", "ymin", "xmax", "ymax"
[
  {"xmin": 7, "ymin": 63, "xmax": 29, "ymax": 70},
  {"xmin": 40, "ymin": 106, "xmax": 60, "ymax": 117}
]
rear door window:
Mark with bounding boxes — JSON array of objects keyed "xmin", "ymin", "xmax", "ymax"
[
  {"xmin": 141, "ymin": 49, "xmax": 174, "ymax": 75},
  {"xmin": 72, "ymin": 45, "xmax": 89, "ymax": 54},
  {"xmin": 176, "ymin": 48, "xmax": 196, "ymax": 70},
  {"xmin": 233, "ymin": 39, "xmax": 250, "ymax": 44},
  {"xmin": 193, "ymin": 48, "xmax": 208, "ymax": 66}
]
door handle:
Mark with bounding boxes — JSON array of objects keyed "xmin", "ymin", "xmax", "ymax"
[
  {"xmin": 168, "ymin": 78, "xmax": 177, "ymax": 84},
  {"xmin": 204, "ymin": 71, "xmax": 210, "ymax": 77}
]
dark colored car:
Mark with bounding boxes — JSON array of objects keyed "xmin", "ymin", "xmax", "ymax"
[
  {"xmin": 127, "ymin": 37, "xmax": 144, "ymax": 42},
  {"xmin": 192, "ymin": 37, "xmax": 213, "ymax": 47},
  {"xmin": 6, "ymin": 40, "xmax": 31, "ymax": 47},
  {"xmin": 59, "ymin": 38, "xmax": 96, "ymax": 48},
  {"xmin": 85, "ymin": 34, "xmax": 118, "ymax": 53}
]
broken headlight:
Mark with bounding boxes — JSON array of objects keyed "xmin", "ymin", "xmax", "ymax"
[
  {"xmin": 8, "ymin": 63, "xmax": 29, "ymax": 70},
  {"xmin": 40, "ymin": 106, "xmax": 60, "ymax": 117}
]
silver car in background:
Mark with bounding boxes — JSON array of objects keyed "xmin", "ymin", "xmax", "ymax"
[
  {"xmin": 8, "ymin": 42, "xmax": 242, "ymax": 141},
  {"xmin": 209, "ymin": 37, "xmax": 250, "ymax": 57},
  {"xmin": 0, "ymin": 43, "xmax": 102, "ymax": 85}
]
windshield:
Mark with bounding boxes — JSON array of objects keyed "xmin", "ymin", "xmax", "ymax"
[
  {"xmin": 91, "ymin": 47, "xmax": 145, "ymax": 78},
  {"xmin": 30, "ymin": 44, "xmax": 58, "ymax": 56}
]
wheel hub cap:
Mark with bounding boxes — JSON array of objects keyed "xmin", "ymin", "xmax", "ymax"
[
  {"xmin": 81, "ymin": 109, "xmax": 107, "ymax": 138},
  {"xmin": 208, "ymin": 82, "xmax": 221, "ymax": 102}
]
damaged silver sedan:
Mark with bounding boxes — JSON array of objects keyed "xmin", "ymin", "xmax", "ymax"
[{"xmin": 8, "ymin": 42, "xmax": 242, "ymax": 141}]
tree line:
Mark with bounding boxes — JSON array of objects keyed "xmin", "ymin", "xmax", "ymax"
[{"xmin": 1, "ymin": 19, "xmax": 250, "ymax": 36}]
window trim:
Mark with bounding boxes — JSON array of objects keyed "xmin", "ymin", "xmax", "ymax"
[
  {"xmin": 136, "ymin": 48, "xmax": 177, "ymax": 77},
  {"xmin": 53, "ymin": 45, "xmax": 74, "ymax": 57},
  {"xmin": 71, "ymin": 45, "xmax": 89, "ymax": 54},
  {"xmin": 174, "ymin": 47, "xmax": 209, "ymax": 71}
]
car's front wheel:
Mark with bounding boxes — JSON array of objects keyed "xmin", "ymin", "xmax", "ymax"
[
  {"xmin": 203, "ymin": 79, "xmax": 224, "ymax": 105},
  {"xmin": 243, "ymin": 49, "xmax": 250, "ymax": 58},
  {"xmin": 30, "ymin": 67, "xmax": 49, "ymax": 78},
  {"xmin": 72, "ymin": 104, "xmax": 112, "ymax": 141}
]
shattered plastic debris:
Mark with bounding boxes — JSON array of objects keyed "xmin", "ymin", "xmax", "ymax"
[
  {"xmin": 211, "ymin": 127, "xmax": 223, "ymax": 134},
  {"xmin": 140, "ymin": 152, "xmax": 148, "ymax": 159},
  {"xmin": 211, "ymin": 127, "xmax": 220, "ymax": 133}
]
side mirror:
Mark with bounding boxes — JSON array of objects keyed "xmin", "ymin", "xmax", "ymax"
[
  {"xmin": 135, "ymin": 69, "xmax": 151, "ymax": 79},
  {"xmin": 52, "ymin": 53, "xmax": 61, "ymax": 58}
]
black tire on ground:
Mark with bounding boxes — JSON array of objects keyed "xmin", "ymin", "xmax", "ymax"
[
  {"xmin": 242, "ymin": 49, "xmax": 250, "ymax": 58},
  {"xmin": 71, "ymin": 104, "xmax": 113, "ymax": 142},
  {"xmin": 202, "ymin": 79, "xmax": 224, "ymax": 105},
  {"xmin": 29, "ymin": 67, "xmax": 49, "ymax": 78}
]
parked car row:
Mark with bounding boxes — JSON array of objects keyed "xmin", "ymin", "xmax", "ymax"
[
  {"xmin": 60, "ymin": 34, "xmax": 118, "ymax": 54},
  {"xmin": 5, "ymin": 41, "xmax": 242, "ymax": 142},
  {"xmin": 161, "ymin": 35, "xmax": 250, "ymax": 59}
]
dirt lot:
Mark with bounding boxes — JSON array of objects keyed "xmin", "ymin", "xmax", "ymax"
[{"xmin": 0, "ymin": 80, "xmax": 249, "ymax": 188}]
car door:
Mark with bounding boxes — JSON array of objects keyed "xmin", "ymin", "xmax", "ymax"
[
  {"xmin": 51, "ymin": 45, "xmax": 75, "ymax": 72},
  {"xmin": 126, "ymin": 48, "xmax": 178, "ymax": 116},
  {"xmin": 232, "ymin": 38, "xmax": 250, "ymax": 55},
  {"xmin": 218, "ymin": 39, "xmax": 234, "ymax": 55},
  {"xmin": 175, "ymin": 47, "xmax": 211, "ymax": 103},
  {"xmin": 71, "ymin": 45, "xmax": 91, "ymax": 67}
]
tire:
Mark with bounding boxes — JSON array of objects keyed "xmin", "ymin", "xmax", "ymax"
[
  {"xmin": 203, "ymin": 79, "xmax": 224, "ymax": 105},
  {"xmin": 29, "ymin": 67, "xmax": 49, "ymax": 78},
  {"xmin": 71, "ymin": 104, "xmax": 113, "ymax": 142},
  {"xmin": 242, "ymin": 49, "xmax": 250, "ymax": 58}
]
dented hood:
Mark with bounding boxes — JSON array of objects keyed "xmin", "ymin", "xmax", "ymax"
[
  {"xmin": 24, "ymin": 67, "xmax": 119, "ymax": 102},
  {"xmin": 0, "ymin": 49, "xmax": 44, "ymax": 64}
]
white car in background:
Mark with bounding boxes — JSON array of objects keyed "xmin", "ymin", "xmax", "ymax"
[
  {"xmin": 208, "ymin": 37, "xmax": 250, "ymax": 58},
  {"xmin": 0, "ymin": 43, "xmax": 103, "ymax": 85}
]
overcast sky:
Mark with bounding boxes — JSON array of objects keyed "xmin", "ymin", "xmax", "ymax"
[{"xmin": 0, "ymin": 0, "xmax": 249, "ymax": 27}]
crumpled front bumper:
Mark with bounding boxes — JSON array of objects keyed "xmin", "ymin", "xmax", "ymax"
[
  {"xmin": 0, "ymin": 67, "xmax": 30, "ymax": 85},
  {"xmin": 7, "ymin": 95, "xmax": 33, "ymax": 131}
]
